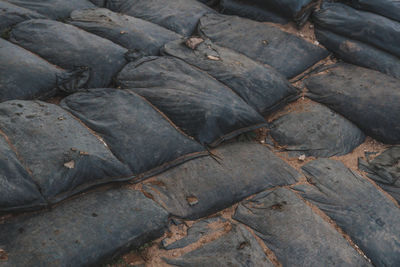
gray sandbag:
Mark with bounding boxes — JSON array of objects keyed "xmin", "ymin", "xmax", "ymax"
[
  {"xmin": 304, "ymin": 63, "xmax": 400, "ymax": 144},
  {"xmin": 198, "ymin": 13, "xmax": 329, "ymax": 78},
  {"xmin": 0, "ymin": 0, "xmax": 45, "ymax": 34},
  {"xmin": 234, "ymin": 188, "xmax": 371, "ymax": 266},
  {"xmin": 0, "ymin": 100, "xmax": 131, "ymax": 204},
  {"xmin": 142, "ymin": 142, "xmax": 300, "ymax": 220},
  {"xmin": 0, "ymin": 134, "xmax": 46, "ymax": 213},
  {"xmin": 313, "ymin": 2, "xmax": 400, "ymax": 57},
  {"xmin": 3, "ymin": 0, "xmax": 94, "ymax": 20},
  {"xmin": 359, "ymin": 146, "xmax": 400, "ymax": 204},
  {"xmin": 0, "ymin": 39, "xmax": 89, "ymax": 102},
  {"xmin": 162, "ymin": 38, "xmax": 299, "ymax": 115},
  {"xmin": 197, "ymin": 0, "xmax": 219, "ymax": 6},
  {"xmin": 164, "ymin": 224, "xmax": 273, "ymax": 267},
  {"xmin": 89, "ymin": 0, "xmax": 106, "ymax": 6},
  {"xmin": 269, "ymin": 101, "xmax": 365, "ymax": 157},
  {"xmin": 69, "ymin": 8, "xmax": 181, "ymax": 58},
  {"xmin": 315, "ymin": 28, "xmax": 400, "ymax": 79},
  {"xmin": 350, "ymin": 0, "xmax": 400, "ymax": 22},
  {"xmin": 294, "ymin": 159, "xmax": 400, "ymax": 267},
  {"xmin": 220, "ymin": 0, "xmax": 316, "ymax": 25},
  {"xmin": 116, "ymin": 57, "xmax": 266, "ymax": 146},
  {"xmin": 9, "ymin": 19, "xmax": 127, "ymax": 88},
  {"xmin": 220, "ymin": 0, "xmax": 289, "ymax": 24},
  {"xmin": 0, "ymin": 188, "xmax": 168, "ymax": 266},
  {"xmin": 106, "ymin": 0, "xmax": 215, "ymax": 36},
  {"xmin": 61, "ymin": 88, "xmax": 207, "ymax": 180}
]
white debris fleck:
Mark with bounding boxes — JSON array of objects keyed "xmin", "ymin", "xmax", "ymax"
[{"xmin": 64, "ymin": 160, "xmax": 75, "ymax": 169}]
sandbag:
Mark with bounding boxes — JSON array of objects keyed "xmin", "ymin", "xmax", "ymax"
[
  {"xmin": 0, "ymin": 100, "xmax": 132, "ymax": 204},
  {"xmin": 359, "ymin": 146, "xmax": 400, "ymax": 204},
  {"xmin": 89, "ymin": 0, "xmax": 105, "ymax": 6},
  {"xmin": 219, "ymin": 0, "xmax": 289, "ymax": 24},
  {"xmin": 197, "ymin": 0, "xmax": 219, "ymax": 6},
  {"xmin": 142, "ymin": 142, "xmax": 300, "ymax": 220},
  {"xmin": 269, "ymin": 101, "xmax": 365, "ymax": 157},
  {"xmin": 61, "ymin": 89, "xmax": 207, "ymax": 180},
  {"xmin": 0, "ymin": 39, "xmax": 88, "ymax": 102},
  {"xmin": 220, "ymin": 0, "xmax": 316, "ymax": 25},
  {"xmin": 106, "ymin": 0, "xmax": 215, "ymax": 36},
  {"xmin": 164, "ymin": 223, "xmax": 273, "ymax": 266},
  {"xmin": 234, "ymin": 188, "xmax": 371, "ymax": 266},
  {"xmin": 198, "ymin": 13, "xmax": 329, "ymax": 78},
  {"xmin": 162, "ymin": 38, "xmax": 299, "ymax": 115},
  {"xmin": 0, "ymin": 0, "xmax": 45, "ymax": 34},
  {"xmin": 0, "ymin": 134, "xmax": 46, "ymax": 213},
  {"xmin": 350, "ymin": 0, "xmax": 400, "ymax": 22},
  {"xmin": 315, "ymin": 28, "xmax": 400, "ymax": 79},
  {"xmin": 69, "ymin": 8, "xmax": 181, "ymax": 58},
  {"xmin": 304, "ymin": 63, "xmax": 400, "ymax": 144},
  {"xmin": 3, "ymin": 0, "xmax": 94, "ymax": 20},
  {"xmin": 313, "ymin": 2, "xmax": 400, "ymax": 57},
  {"xmin": 0, "ymin": 188, "xmax": 168, "ymax": 266},
  {"xmin": 295, "ymin": 159, "xmax": 400, "ymax": 267},
  {"xmin": 116, "ymin": 57, "xmax": 266, "ymax": 146},
  {"xmin": 9, "ymin": 19, "xmax": 127, "ymax": 88}
]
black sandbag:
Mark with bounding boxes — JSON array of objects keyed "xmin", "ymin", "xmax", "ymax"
[
  {"xmin": 0, "ymin": 188, "xmax": 168, "ymax": 266},
  {"xmin": 9, "ymin": 19, "xmax": 127, "ymax": 88},
  {"xmin": 315, "ymin": 28, "xmax": 400, "ymax": 79},
  {"xmin": 220, "ymin": 0, "xmax": 316, "ymax": 25},
  {"xmin": 269, "ymin": 101, "xmax": 365, "ymax": 157},
  {"xmin": 234, "ymin": 188, "xmax": 371, "ymax": 266},
  {"xmin": 164, "ymin": 224, "xmax": 273, "ymax": 266},
  {"xmin": 0, "ymin": 39, "xmax": 89, "ymax": 102},
  {"xmin": 359, "ymin": 146, "xmax": 400, "ymax": 204},
  {"xmin": 198, "ymin": 13, "xmax": 329, "ymax": 78},
  {"xmin": 219, "ymin": 0, "xmax": 289, "ymax": 24},
  {"xmin": 350, "ymin": 0, "xmax": 400, "ymax": 22},
  {"xmin": 0, "ymin": 100, "xmax": 132, "ymax": 204},
  {"xmin": 0, "ymin": 1, "xmax": 45, "ymax": 34},
  {"xmin": 0, "ymin": 134, "xmax": 46, "ymax": 213},
  {"xmin": 294, "ymin": 159, "xmax": 400, "ymax": 267},
  {"xmin": 116, "ymin": 57, "xmax": 266, "ymax": 146},
  {"xmin": 3, "ymin": 0, "xmax": 94, "ymax": 20},
  {"xmin": 61, "ymin": 89, "xmax": 207, "ymax": 180},
  {"xmin": 197, "ymin": 0, "xmax": 219, "ymax": 6},
  {"xmin": 142, "ymin": 142, "xmax": 300, "ymax": 220},
  {"xmin": 313, "ymin": 2, "xmax": 400, "ymax": 58},
  {"xmin": 69, "ymin": 8, "xmax": 181, "ymax": 58},
  {"xmin": 106, "ymin": 0, "xmax": 215, "ymax": 36},
  {"xmin": 162, "ymin": 38, "xmax": 299, "ymax": 115},
  {"xmin": 304, "ymin": 63, "xmax": 400, "ymax": 144},
  {"xmin": 89, "ymin": 0, "xmax": 106, "ymax": 6}
]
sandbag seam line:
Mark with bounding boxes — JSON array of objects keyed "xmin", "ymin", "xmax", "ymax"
[
  {"xmin": 124, "ymin": 89, "xmax": 208, "ymax": 143},
  {"xmin": 209, "ymin": 122, "xmax": 269, "ymax": 147},
  {"xmin": 60, "ymin": 106, "xmax": 129, "ymax": 166},
  {"xmin": 0, "ymin": 127, "xmax": 46, "ymax": 202}
]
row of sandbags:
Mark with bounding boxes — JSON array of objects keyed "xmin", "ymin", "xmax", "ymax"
[
  {"xmin": 313, "ymin": 2, "xmax": 400, "ymax": 79},
  {"xmin": 198, "ymin": 0, "xmax": 319, "ymax": 26},
  {"xmin": 3, "ymin": 144, "xmax": 399, "ymax": 266}
]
